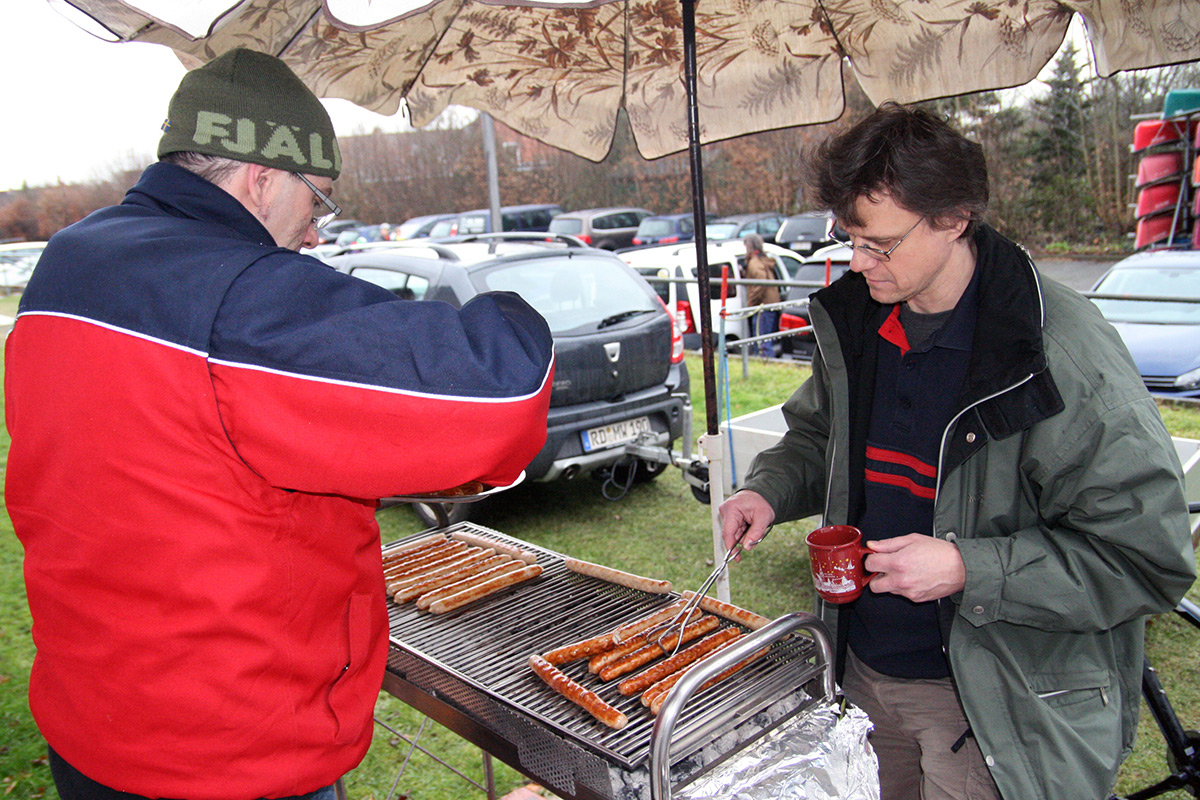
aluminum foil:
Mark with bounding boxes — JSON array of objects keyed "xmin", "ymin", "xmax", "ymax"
[{"xmin": 675, "ymin": 702, "xmax": 879, "ymax": 800}]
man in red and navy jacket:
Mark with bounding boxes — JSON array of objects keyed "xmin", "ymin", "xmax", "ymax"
[{"xmin": 5, "ymin": 49, "xmax": 553, "ymax": 800}]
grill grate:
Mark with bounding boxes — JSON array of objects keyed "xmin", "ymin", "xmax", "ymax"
[{"xmin": 384, "ymin": 522, "xmax": 828, "ymax": 781}]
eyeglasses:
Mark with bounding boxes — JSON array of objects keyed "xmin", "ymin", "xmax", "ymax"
[
  {"xmin": 831, "ymin": 216, "xmax": 922, "ymax": 262},
  {"xmin": 293, "ymin": 173, "xmax": 341, "ymax": 229}
]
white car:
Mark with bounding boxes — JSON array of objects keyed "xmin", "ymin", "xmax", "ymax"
[
  {"xmin": 0, "ymin": 241, "xmax": 48, "ymax": 291},
  {"xmin": 618, "ymin": 239, "xmax": 804, "ymax": 346}
]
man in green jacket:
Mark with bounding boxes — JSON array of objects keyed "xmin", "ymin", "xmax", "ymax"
[{"xmin": 720, "ymin": 103, "xmax": 1196, "ymax": 800}]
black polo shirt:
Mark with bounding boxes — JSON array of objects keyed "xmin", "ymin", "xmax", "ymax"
[{"xmin": 847, "ymin": 271, "xmax": 979, "ymax": 679}]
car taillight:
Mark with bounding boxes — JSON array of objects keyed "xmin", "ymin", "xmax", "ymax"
[
  {"xmin": 632, "ymin": 237, "xmax": 643, "ymax": 245},
  {"xmin": 580, "ymin": 234, "xmax": 592, "ymax": 244},
  {"xmin": 661, "ymin": 236, "xmax": 680, "ymax": 244},
  {"xmin": 656, "ymin": 296, "xmax": 685, "ymax": 363},
  {"xmin": 676, "ymin": 300, "xmax": 696, "ymax": 334},
  {"xmin": 779, "ymin": 312, "xmax": 808, "ymax": 331}
]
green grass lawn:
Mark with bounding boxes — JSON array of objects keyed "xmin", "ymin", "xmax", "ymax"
[{"xmin": 1, "ymin": 336, "xmax": 1198, "ymax": 798}]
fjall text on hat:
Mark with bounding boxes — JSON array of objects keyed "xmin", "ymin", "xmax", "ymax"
[{"xmin": 158, "ymin": 48, "xmax": 340, "ymax": 179}]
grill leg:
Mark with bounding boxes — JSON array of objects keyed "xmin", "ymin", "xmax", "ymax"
[
  {"xmin": 373, "ymin": 713, "xmax": 498, "ymax": 799},
  {"xmin": 483, "ymin": 751, "xmax": 496, "ymax": 800}
]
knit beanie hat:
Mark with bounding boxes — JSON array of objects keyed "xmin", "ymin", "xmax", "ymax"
[{"xmin": 158, "ymin": 48, "xmax": 341, "ymax": 179}]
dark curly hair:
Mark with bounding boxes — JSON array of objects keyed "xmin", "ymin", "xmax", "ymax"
[{"xmin": 810, "ymin": 102, "xmax": 988, "ymax": 239}]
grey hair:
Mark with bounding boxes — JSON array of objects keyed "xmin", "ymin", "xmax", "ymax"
[
  {"xmin": 743, "ymin": 233, "xmax": 766, "ymax": 254},
  {"xmin": 159, "ymin": 151, "xmax": 244, "ymax": 187}
]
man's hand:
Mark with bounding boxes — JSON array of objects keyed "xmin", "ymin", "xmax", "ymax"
[
  {"xmin": 864, "ymin": 533, "xmax": 966, "ymax": 603},
  {"xmin": 718, "ymin": 491, "xmax": 775, "ymax": 561}
]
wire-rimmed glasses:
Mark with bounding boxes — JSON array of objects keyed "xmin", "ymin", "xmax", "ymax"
[
  {"xmin": 294, "ymin": 173, "xmax": 341, "ymax": 229},
  {"xmin": 831, "ymin": 216, "xmax": 922, "ymax": 262}
]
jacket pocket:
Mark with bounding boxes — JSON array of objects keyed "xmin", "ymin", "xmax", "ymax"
[
  {"xmin": 1028, "ymin": 668, "xmax": 1121, "ymax": 759},
  {"xmin": 327, "ymin": 592, "xmax": 374, "ymax": 744}
]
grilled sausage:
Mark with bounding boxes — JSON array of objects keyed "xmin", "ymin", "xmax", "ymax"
[
  {"xmin": 392, "ymin": 553, "xmax": 510, "ymax": 603},
  {"xmin": 648, "ymin": 642, "xmax": 772, "ymax": 715},
  {"xmin": 563, "ymin": 557, "xmax": 672, "ymax": 594},
  {"xmin": 383, "ymin": 540, "xmax": 469, "ymax": 578},
  {"xmin": 618, "ymin": 627, "xmax": 740, "ymax": 696},
  {"xmin": 597, "ymin": 615, "xmax": 721, "ymax": 682},
  {"xmin": 381, "ymin": 533, "xmax": 447, "ymax": 566},
  {"xmin": 681, "ymin": 591, "xmax": 771, "ymax": 630},
  {"xmin": 429, "ymin": 564, "xmax": 543, "ymax": 614},
  {"xmin": 408, "ymin": 480, "xmax": 485, "ymax": 497},
  {"xmin": 387, "ymin": 548, "xmax": 494, "ymax": 593},
  {"xmin": 416, "ymin": 560, "xmax": 524, "ymax": 611},
  {"xmin": 587, "ymin": 609, "xmax": 703, "ymax": 673},
  {"xmin": 641, "ymin": 633, "xmax": 744, "ymax": 707},
  {"xmin": 529, "ymin": 654, "xmax": 628, "ymax": 730},
  {"xmin": 611, "ymin": 599, "xmax": 689, "ymax": 644},
  {"xmin": 543, "ymin": 632, "xmax": 617, "ymax": 666},
  {"xmin": 450, "ymin": 531, "xmax": 537, "ymax": 564}
]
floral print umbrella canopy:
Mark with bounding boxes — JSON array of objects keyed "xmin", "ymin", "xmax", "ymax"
[{"xmin": 56, "ymin": 0, "xmax": 1200, "ymax": 162}]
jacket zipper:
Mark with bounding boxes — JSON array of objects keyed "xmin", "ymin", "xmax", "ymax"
[
  {"xmin": 932, "ymin": 260, "xmax": 1046, "ymax": 666},
  {"xmin": 811, "ymin": 317, "xmax": 837, "ymax": 525}
]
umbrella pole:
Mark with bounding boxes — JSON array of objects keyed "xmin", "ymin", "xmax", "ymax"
[
  {"xmin": 481, "ymin": 113, "xmax": 502, "ymax": 233},
  {"xmin": 682, "ymin": 0, "xmax": 731, "ymax": 602},
  {"xmin": 682, "ymin": 0, "xmax": 717, "ymax": 440}
]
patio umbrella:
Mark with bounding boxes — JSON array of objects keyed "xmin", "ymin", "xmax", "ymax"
[
  {"xmin": 55, "ymin": 0, "xmax": 1200, "ymax": 162},
  {"xmin": 53, "ymin": 0, "xmax": 1200, "ymax": 437},
  {"xmin": 52, "ymin": 0, "xmax": 1200, "ymax": 516}
]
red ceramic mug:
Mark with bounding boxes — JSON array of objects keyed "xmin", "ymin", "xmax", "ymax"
[{"xmin": 805, "ymin": 525, "xmax": 875, "ymax": 604}]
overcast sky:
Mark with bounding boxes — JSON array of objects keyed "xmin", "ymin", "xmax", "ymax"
[{"xmin": 1, "ymin": 0, "xmax": 413, "ymax": 192}]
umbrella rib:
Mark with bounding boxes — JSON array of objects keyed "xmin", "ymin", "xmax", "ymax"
[
  {"xmin": 813, "ymin": 1, "xmax": 849, "ymax": 60},
  {"xmin": 276, "ymin": 6, "xmax": 325, "ymax": 59},
  {"xmin": 404, "ymin": 0, "xmax": 479, "ymax": 94}
]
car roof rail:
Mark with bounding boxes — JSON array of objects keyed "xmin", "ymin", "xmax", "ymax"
[
  {"xmin": 453, "ymin": 232, "xmax": 587, "ymax": 248},
  {"xmin": 336, "ymin": 240, "xmax": 465, "ymax": 262},
  {"xmin": 327, "ymin": 241, "xmax": 405, "ymax": 257}
]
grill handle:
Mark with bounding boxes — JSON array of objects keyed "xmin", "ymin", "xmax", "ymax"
[{"xmin": 649, "ymin": 611, "xmax": 836, "ymax": 800}]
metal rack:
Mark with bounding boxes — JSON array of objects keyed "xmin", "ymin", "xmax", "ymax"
[{"xmin": 1131, "ymin": 89, "xmax": 1200, "ymax": 250}]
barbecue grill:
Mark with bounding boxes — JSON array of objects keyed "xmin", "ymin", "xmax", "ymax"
[{"xmin": 381, "ymin": 523, "xmax": 838, "ymax": 800}]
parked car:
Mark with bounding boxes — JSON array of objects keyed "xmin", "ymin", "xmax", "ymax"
[
  {"xmin": 0, "ymin": 241, "xmax": 48, "ymax": 292},
  {"xmin": 775, "ymin": 211, "xmax": 836, "ymax": 256},
  {"xmin": 547, "ymin": 207, "xmax": 652, "ymax": 250},
  {"xmin": 355, "ymin": 223, "xmax": 395, "ymax": 243},
  {"xmin": 315, "ymin": 219, "xmax": 362, "ymax": 245},
  {"xmin": 329, "ymin": 235, "xmax": 690, "ymax": 524},
  {"xmin": 705, "ymin": 213, "xmax": 786, "ymax": 244},
  {"xmin": 395, "ymin": 213, "xmax": 455, "ymax": 240},
  {"xmin": 429, "ymin": 204, "xmax": 564, "ymax": 237},
  {"xmin": 1088, "ymin": 249, "xmax": 1200, "ymax": 400},
  {"xmin": 778, "ymin": 243, "xmax": 853, "ymax": 358},
  {"xmin": 618, "ymin": 239, "xmax": 804, "ymax": 348},
  {"xmin": 334, "ymin": 228, "xmax": 364, "ymax": 247},
  {"xmin": 631, "ymin": 213, "xmax": 699, "ymax": 247}
]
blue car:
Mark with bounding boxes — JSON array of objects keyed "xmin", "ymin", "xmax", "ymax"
[
  {"xmin": 631, "ymin": 213, "xmax": 697, "ymax": 246},
  {"xmin": 1089, "ymin": 249, "xmax": 1200, "ymax": 399},
  {"xmin": 395, "ymin": 213, "xmax": 455, "ymax": 240}
]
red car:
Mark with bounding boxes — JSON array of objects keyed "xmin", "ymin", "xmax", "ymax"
[{"xmin": 779, "ymin": 244, "xmax": 851, "ymax": 358}]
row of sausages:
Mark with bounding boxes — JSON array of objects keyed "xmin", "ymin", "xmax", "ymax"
[
  {"xmin": 382, "ymin": 534, "xmax": 772, "ymax": 729},
  {"xmin": 529, "ymin": 593, "xmax": 772, "ymax": 729},
  {"xmin": 383, "ymin": 532, "xmax": 541, "ymax": 614}
]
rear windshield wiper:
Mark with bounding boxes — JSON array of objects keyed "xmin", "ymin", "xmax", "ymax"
[{"xmin": 598, "ymin": 309, "xmax": 656, "ymax": 328}]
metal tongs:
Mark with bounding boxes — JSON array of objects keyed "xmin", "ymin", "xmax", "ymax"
[{"xmin": 653, "ymin": 530, "xmax": 761, "ymax": 657}]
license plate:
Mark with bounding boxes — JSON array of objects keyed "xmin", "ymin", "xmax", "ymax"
[{"xmin": 581, "ymin": 416, "xmax": 652, "ymax": 452}]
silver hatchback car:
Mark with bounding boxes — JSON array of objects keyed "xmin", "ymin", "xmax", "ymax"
[{"xmin": 547, "ymin": 207, "xmax": 652, "ymax": 250}]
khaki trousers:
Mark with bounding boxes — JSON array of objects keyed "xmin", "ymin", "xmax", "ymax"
[{"xmin": 842, "ymin": 650, "xmax": 1003, "ymax": 800}]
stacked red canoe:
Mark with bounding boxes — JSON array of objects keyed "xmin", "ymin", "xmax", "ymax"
[{"xmin": 1132, "ymin": 90, "xmax": 1200, "ymax": 250}]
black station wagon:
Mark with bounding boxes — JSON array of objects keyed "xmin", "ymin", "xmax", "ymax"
[{"xmin": 327, "ymin": 235, "xmax": 691, "ymax": 525}]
